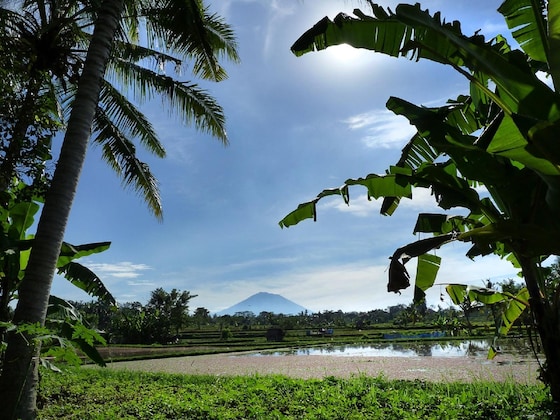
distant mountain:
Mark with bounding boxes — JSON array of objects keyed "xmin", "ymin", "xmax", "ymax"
[{"xmin": 217, "ymin": 292, "xmax": 309, "ymax": 316}]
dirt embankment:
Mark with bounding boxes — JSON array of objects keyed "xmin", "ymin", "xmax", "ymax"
[
  {"xmin": 96, "ymin": 346, "xmax": 206, "ymax": 359},
  {"xmin": 99, "ymin": 352, "xmax": 542, "ymax": 384}
]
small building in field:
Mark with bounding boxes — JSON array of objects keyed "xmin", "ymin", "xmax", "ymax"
[{"xmin": 266, "ymin": 327, "xmax": 285, "ymax": 342}]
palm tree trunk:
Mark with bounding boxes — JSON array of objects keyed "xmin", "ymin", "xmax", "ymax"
[{"xmin": 0, "ymin": 1, "xmax": 124, "ymax": 418}]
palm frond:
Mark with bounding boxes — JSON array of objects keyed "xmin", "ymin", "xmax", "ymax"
[
  {"xmin": 112, "ymin": 60, "xmax": 227, "ymax": 142},
  {"xmin": 198, "ymin": 9, "xmax": 240, "ymax": 65},
  {"xmin": 93, "ymin": 109, "xmax": 163, "ymax": 219},
  {"xmin": 164, "ymin": 80, "xmax": 227, "ymax": 142},
  {"xmin": 110, "ymin": 38, "xmax": 182, "ymax": 72},
  {"xmin": 120, "ymin": 0, "xmax": 141, "ymax": 43},
  {"xmin": 97, "ymin": 79, "xmax": 165, "ymax": 157},
  {"xmin": 143, "ymin": 0, "xmax": 238, "ymax": 81}
]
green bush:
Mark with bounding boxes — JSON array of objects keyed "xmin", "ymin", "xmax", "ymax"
[{"xmin": 220, "ymin": 328, "xmax": 232, "ymax": 341}]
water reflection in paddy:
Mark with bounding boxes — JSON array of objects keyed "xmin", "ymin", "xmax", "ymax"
[{"xmin": 248, "ymin": 339, "xmax": 538, "ymax": 359}]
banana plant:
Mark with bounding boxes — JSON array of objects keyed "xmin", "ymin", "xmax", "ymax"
[
  {"xmin": 0, "ymin": 183, "xmax": 114, "ymax": 308},
  {"xmin": 280, "ymin": 0, "xmax": 560, "ymax": 406},
  {"xmin": 0, "ymin": 183, "xmax": 114, "ymax": 368},
  {"xmin": 445, "ymin": 283, "xmax": 531, "ymax": 358}
]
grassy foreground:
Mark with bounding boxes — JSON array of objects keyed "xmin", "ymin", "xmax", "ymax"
[{"xmin": 38, "ymin": 368, "xmax": 552, "ymax": 419}]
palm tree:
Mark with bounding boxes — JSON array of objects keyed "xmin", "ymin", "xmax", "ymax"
[
  {"xmin": 0, "ymin": 0, "xmax": 237, "ymax": 216},
  {"xmin": 0, "ymin": 1, "xmax": 238, "ymax": 417},
  {"xmin": 194, "ymin": 306, "xmax": 210, "ymax": 329}
]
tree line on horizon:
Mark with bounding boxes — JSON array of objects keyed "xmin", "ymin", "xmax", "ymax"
[{"xmin": 66, "ymin": 276, "xmax": 532, "ymax": 346}]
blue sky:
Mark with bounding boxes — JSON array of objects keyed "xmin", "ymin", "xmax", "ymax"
[{"xmin": 51, "ymin": 0, "xmax": 520, "ymax": 314}]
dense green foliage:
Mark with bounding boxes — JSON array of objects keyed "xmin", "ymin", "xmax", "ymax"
[
  {"xmin": 37, "ymin": 368, "xmax": 552, "ymax": 419},
  {"xmin": 147, "ymin": 288, "xmax": 197, "ymax": 336},
  {"xmin": 70, "ymin": 288, "xmax": 196, "ymax": 344},
  {"xmin": 109, "ymin": 289, "xmax": 195, "ymax": 344}
]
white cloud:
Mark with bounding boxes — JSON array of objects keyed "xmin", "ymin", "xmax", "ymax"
[
  {"xmin": 399, "ymin": 188, "xmax": 440, "ymax": 212},
  {"xmin": 86, "ymin": 262, "xmax": 152, "ymax": 279},
  {"xmin": 272, "ymin": 262, "xmax": 397, "ymax": 312},
  {"xmin": 343, "ymin": 109, "xmax": 416, "ymax": 149},
  {"xmin": 226, "ymin": 256, "xmax": 299, "ymax": 271},
  {"xmin": 193, "ymin": 261, "xmax": 397, "ymax": 313},
  {"xmin": 345, "ymin": 111, "xmax": 385, "ymax": 130},
  {"xmin": 262, "ymin": 0, "xmax": 297, "ymax": 58},
  {"xmin": 127, "ymin": 280, "xmax": 157, "ymax": 287},
  {"xmin": 318, "ymin": 185, "xmax": 445, "ymax": 218},
  {"xmin": 322, "ymin": 194, "xmax": 378, "ymax": 217}
]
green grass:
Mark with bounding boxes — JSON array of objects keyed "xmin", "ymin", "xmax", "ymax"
[{"xmin": 38, "ymin": 368, "xmax": 552, "ymax": 419}]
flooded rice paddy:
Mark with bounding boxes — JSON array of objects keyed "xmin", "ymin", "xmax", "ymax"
[{"xmin": 246, "ymin": 338, "xmax": 539, "ymax": 360}]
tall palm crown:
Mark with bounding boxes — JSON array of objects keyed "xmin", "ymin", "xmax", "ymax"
[{"xmin": 0, "ymin": 0, "xmax": 239, "ymax": 217}]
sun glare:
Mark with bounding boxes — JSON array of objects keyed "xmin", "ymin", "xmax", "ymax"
[
  {"xmin": 325, "ymin": 44, "xmax": 367, "ymax": 63},
  {"xmin": 298, "ymin": 41, "xmax": 387, "ymax": 82}
]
